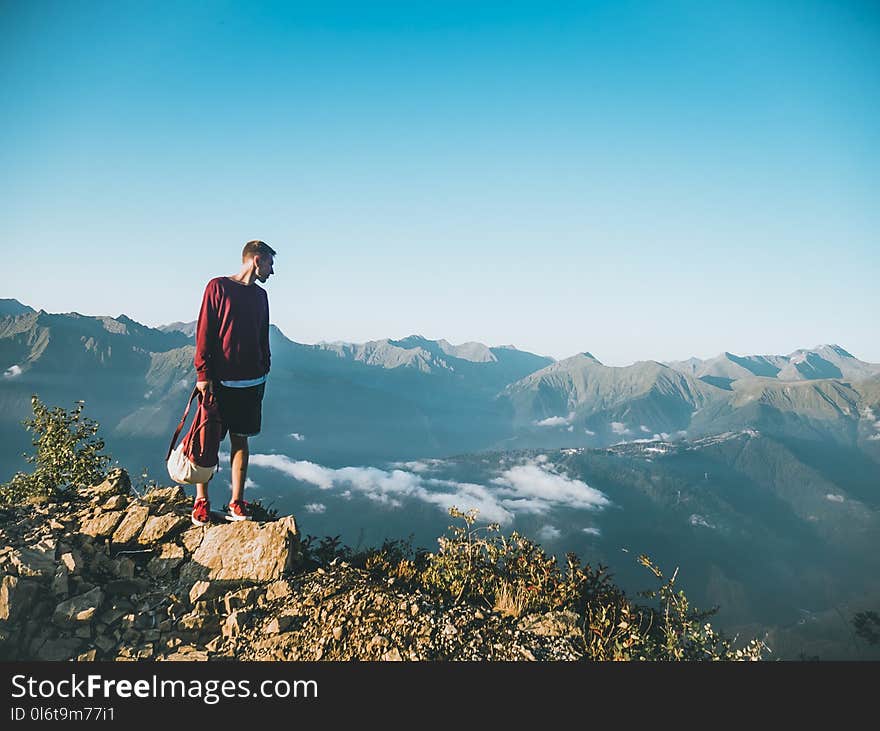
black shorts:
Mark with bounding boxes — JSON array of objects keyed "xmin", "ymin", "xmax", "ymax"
[{"xmin": 214, "ymin": 382, "xmax": 265, "ymax": 438}]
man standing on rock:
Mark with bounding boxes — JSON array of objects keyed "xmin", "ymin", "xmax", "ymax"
[{"xmin": 191, "ymin": 240, "xmax": 275, "ymax": 526}]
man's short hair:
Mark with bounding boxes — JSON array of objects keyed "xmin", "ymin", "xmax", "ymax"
[{"xmin": 242, "ymin": 240, "xmax": 277, "ymax": 262}]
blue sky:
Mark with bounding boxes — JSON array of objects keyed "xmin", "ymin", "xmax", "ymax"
[{"xmin": 2, "ymin": 1, "xmax": 878, "ymax": 365}]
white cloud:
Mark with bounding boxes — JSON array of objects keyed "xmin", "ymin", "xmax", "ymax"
[
  {"xmin": 289, "ymin": 433, "xmax": 305, "ymax": 441},
  {"xmin": 825, "ymin": 494, "xmax": 845, "ymax": 503},
  {"xmin": 420, "ymin": 481, "xmax": 514, "ymax": 524},
  {"xmin": 250, "ymin": 453, "xmax": 611, "ymax": 526},
  {"xmin": 304, "ymin": 502, "xmax": 326, "ymax": 514},
  {"xmin": 567, "ymin": 425, "xmax": 574, "ymax": 432},
  {"xmin": 537, "ymin": 525, "xmax": 561, "ymax": 541},
  {"xmin": 249, "ymin": 455, "xmax": 336, "ymax": 489},
  {"xmin": 491, "ymin": 462, "xmax": 610, "ymax": 512},
  {"xmin": 582, "ymin": 527, "xmax": 601, "ymax": 536},
  {"xmin": 869, "ymin": 434, "xmax": 880, "ymax": 441},
  {"xmin": 251, "ymin": 453, "xmax": 513, "ymax": 522},
  {"xmin": 584, "ymin": 429, "xmax": 596, "ymax": 436},
  {"xmin": 640, "ymin": 425, "xmax": 651, "ymax": 433},
  {"xmin": 611, "ymin": 422, "xmax": 630, "ymax": 435},
  {"xmin": 3, "ymin": 365, "xmax": 22, "ymax": 379},
  {"xmin": 244, "ymin": 477, "xmax": 258, "ymax": 489},
  {"xmin": 874, "ymin": 420, "xmax": 880, "ymax": 431},
  {"xmin": 497, "ymin": 497, "xmax": 553, "ymax": 515},
  {"xmin": 535, "ymin": 412, "xmax": 576, "ymax": 428},
  {"xmin": 535, "ymin": 416, "xmax": 568, "ymax": 427}
]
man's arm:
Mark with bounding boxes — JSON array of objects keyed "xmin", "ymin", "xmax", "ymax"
[
  {"xmin": 194, "ymin": 280, "xmax": 219, "ymax": 387},
  {"xmin": 261, "ymin": 291, "xmax": 271, "ymax": 375}
]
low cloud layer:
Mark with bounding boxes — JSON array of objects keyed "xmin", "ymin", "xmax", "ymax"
[
  {"xmin": 249, "ymin": 453, "xmax": 610, "ymax": 526},
  {"xmin": 3, "ymin": 365, "xmax": 22, "ymax": 379}
]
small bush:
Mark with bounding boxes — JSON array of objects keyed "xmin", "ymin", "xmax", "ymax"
[
  {"xmin": 361, "ymin": 537, "xmax": 424, "ymax": 585},
  {"xmin": 419, "ymin": 507, "xmax": 580, "ymax": 614},
  {"xmin": 0, "ymin": 396, "xmax": 110, "ymax": 504},
  {"xmin": 300, "ymin": 534, "xmax": 353, "ymax": 568},
  {"xmin": 416, "ymin": 507, "xmax": 768, "ymax": 661}
]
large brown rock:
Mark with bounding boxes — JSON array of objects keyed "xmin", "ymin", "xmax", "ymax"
[
  {"xmin": 80, "ymin": 511, "xmax": 125, "ymax": 538},
  {"xmin": 112, "ymin": 506, "xmax": 150, "ymax": 544},
  {"xmin": 179, "ymin": 516, "xmax": 299, "ymax": 588},
  {"xmin": 137, "ymin": 514, "xmax": 189, "ymax": 545},
  {"xmin": 180, "ymin": 527, "xmax": 204, "ymax": 555},
  {"xmin": 144, "ymin": 486, "xmax": 186, "ymax": 504},
  {"xmin": 86, "ymin": 468, "xmax": 131, "ymax": 497}
]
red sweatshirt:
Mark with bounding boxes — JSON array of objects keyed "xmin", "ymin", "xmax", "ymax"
[{"xmin": 194, "ymin": 277, "xmax": 270, "ymax": 382}]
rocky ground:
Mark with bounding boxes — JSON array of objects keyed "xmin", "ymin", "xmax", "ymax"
[{"xmin": 0, "ymin": 469, "xmax": 586, "ymax": 661}]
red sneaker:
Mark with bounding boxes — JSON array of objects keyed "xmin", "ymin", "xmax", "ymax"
[
  {"xmin": 226, "ymin": 499, "xmax": 253, "ymax": 522},
  {"xmin": 192, "ymin": 497, "xmax": 210, "ymax": 527}
]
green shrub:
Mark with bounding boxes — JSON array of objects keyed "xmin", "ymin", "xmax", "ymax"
[
  {"xmin": 0, "ymin": 396, "xmax": 110, "ymax": 504},
  {"xmin": 300, "ymin": 534, "xmax": 353, "ymax": 568},
  {"xmin": 419, "ymin": 507, "xmax": 580, "ymax": 613},
  {"xmin": 416, "ymin": 507, "xmax": 768, "ymax": 661}
]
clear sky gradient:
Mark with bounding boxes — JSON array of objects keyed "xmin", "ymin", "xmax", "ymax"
[{"xmin": 2, "ymin": 1, "xmax": 878, "ymax": 365}]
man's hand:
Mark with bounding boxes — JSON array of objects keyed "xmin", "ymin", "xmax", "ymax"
[{"xmin": 196, "ymin": 380, "xmax": 213, "ymax": 396}]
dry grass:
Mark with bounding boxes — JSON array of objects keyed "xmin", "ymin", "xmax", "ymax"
[{"xmin": 493, "ymin": 580, "xmax": 530, "ymax": 618}]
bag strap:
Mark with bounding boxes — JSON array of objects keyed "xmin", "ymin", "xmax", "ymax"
[{"xmin": 166, "ymin": 386, "xmax": 200, "ymax": 461}]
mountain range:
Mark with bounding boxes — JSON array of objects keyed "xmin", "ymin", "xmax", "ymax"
[{"xmin": 2, "ymin": 298, "xmax": 879, "ymax": 474}]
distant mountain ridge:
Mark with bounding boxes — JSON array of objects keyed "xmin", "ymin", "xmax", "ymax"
[
  {"xmin": 160, "ymin": 321, "xmax": 554, "ymax": 374},
  {"xmin": 499, "ymin": 345, "xmax": 880, "ymax": 450},
  {"xmin": 2, "ymin": 299, "xmax": 879, "ymax": 479},
  {"xmin": 665, "ymin": 344, "xmax": 880, "ymax": 385}
]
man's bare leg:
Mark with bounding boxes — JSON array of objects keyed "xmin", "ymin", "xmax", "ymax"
[
  {"xmin": 229, "ymin": 433, "xmax": 249, "ymax": 503},
  {"xmin": 195, "ymin": 482, "xmax": 209, "ymax": 501}
]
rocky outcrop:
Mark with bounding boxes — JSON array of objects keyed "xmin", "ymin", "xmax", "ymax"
[
  {"xmin": 0, "ymin": 468, "xmax": 587, "ymax": 661},
  {"xmin": 179, "ymin": 516, "xmax": 299, "ymax": 586},
  {"xmin": 0, "ymin": 468, "xmax": 302, "ymax": 661}
]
